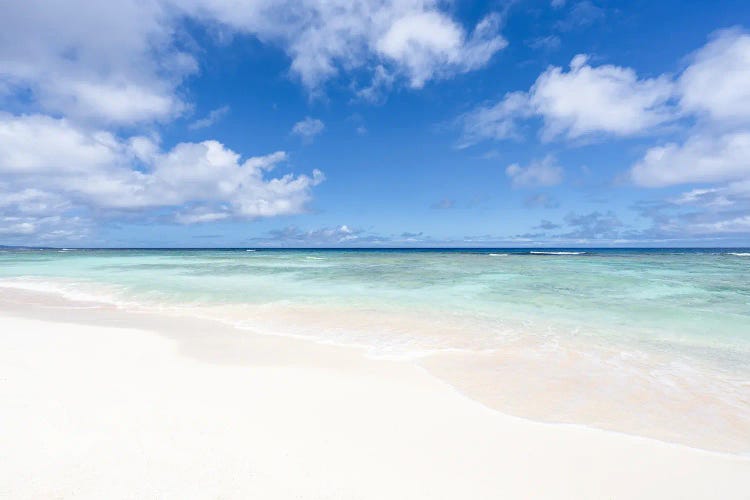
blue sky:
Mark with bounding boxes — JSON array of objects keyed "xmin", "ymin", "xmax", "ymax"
[{"xmin": 2, "ymin": 0, "xmax": 750, "ymax": 247}]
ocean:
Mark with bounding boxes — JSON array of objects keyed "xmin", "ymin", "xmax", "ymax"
[{"xmin": 1, "ymin": 247, "xmax": 748, "ymax": 452}]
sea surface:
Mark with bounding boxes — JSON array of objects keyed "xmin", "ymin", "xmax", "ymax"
[{"xmin": 1, "ymin": 247, "xmax": 749, "ymax": 452}]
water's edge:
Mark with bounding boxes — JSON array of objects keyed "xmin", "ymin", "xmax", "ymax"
[{"xmin": 1, "ymin": 283, "xmax": 748, "ymax": 456}]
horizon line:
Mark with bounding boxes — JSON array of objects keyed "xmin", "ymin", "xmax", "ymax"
[{"xmin": 3, "ymin": 246, "xmax": 750, "ymax": 251}]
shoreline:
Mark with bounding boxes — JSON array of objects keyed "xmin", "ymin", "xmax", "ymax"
[
  {"xmin": 1, "ymin": 284, "xmax": 748, "ymax": 455},
  {"xmin": 1, "ymin": 289, "xmax": 750, "ymax": 498}
]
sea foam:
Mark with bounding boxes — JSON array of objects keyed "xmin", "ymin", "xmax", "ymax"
[{"xmin": 530, "ymin": 251, "xmax": 586, "ymax": 255}]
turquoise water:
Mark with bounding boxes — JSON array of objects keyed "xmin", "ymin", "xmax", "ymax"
[
  {"xmin": 1, "ymin": 248, "xmax": 748, "ymax": 362},
  {"xmin": 1, "ymin": 248, "xmax": 749, "ymax": 450}
]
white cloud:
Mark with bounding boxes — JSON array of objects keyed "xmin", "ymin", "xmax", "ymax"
[
  {"xmin": 459, "ymin": 26, "xmax": 750, "ymax": 227},
  {"xmin": 671, "ymin": 180, "xmax": 750, "ymax": 208},
  {"xmin": 178, "ymin": 0, "xmax": 506, "ymax": 92},
  {"xmin": 0, "ymin": 188, "xmax": 72, "ymax": 216},
  {"xmin": 376, "ymin": 12, "xmax": 463, "ymax": 85},
  {"xmin": 0, "ymin": 0, "xmax": 195, "ymax": 125},
  {"xmin": 629, "ymin": 29, "xmax": 750, "ymax": 188},
  {"xmin": 0, "ymin": 113, "xmax": 324, "ymax": 230},
  {"xmin": 506, "ymin": 155, "xmax": 563, "ymax": 188},
  {"xmin": 0, "ymin": 0, "xmax": 506, "ymax": 242},
  {"xmin": 375, "ymin": 11, "xmax": 506, "ymax": 88},
  {"xmin": 457, "ymin": 91, "xmax": 532, "ymax": 147},
  {"xmin": 531, "ymin": 55, "xmax": 675, "ymax": 140},
  {"xmin": 630, "ymin": 131, "xmax": 750, "ymax": 187},
  {"xmin": 0, "ymin": 185, "xmax": 89, "ymax": 241},
  {"xmin": 459, "ymin": 54, "xmax": 675, "ymax": 145},
  {"xmin": 0, "ymin": 215, "xmax": 90, "ymax": 241},
  {"xmin": 291, "ymin": 117, "xmax": 325, "ymax": 142},
  {"xmin": 679, "ymin": 28, "xmax": 750, "ymax": 124},
  {"xmin": 458, "ymin": 26, "xmax": 750, "ymax": 240},
  {"xmin": 626, "ymin": 28, "xmax": 750, "ymax": 239},
  {"xmin": 174, "ymin": 209, "xmax": 229, "ymax": 225},
  {"xmin": 43, "ymin": 80, "xmax": 187, "ymax": 126},
  {"xmin": 189, "ymin": 106, "xmax": 230, "ymax": 130},
  {"xmin": 0, "ymin": 113, "xmax": 138, "ymax": 177},
  {"xmin": 1, "ymin": 0, "xmax": 506, "ymax": 131}
]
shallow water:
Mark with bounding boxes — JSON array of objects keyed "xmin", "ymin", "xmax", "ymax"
[{"xmin": 1, "ymin": 248, "xmax": 749, "ymax": 452}]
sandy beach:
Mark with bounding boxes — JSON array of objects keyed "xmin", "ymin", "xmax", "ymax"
[{"xmin": 1, "ymin": 294, "xmax": 748, "ymax": 499}]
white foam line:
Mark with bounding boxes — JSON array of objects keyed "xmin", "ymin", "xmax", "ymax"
[{"xmin": 530, "ymin": 251, "xmax": 586, "ymax": 255}]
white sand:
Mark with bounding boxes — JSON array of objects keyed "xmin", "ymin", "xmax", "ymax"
[{"xmin": 0, "ymin": 313, "xmax": 748, "ymax": 499}]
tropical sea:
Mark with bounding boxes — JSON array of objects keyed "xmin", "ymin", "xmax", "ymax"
[{"xmin": 1, "ymin": 248, "xmax": 749, "ymax": 453}]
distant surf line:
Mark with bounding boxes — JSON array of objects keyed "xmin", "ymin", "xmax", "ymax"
[{"xmin": 529, "ymin": 251, "xmax": 586, "ymax": 255}]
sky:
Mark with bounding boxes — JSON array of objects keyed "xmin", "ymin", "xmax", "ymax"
[{"xmin": 2, "ymin": 0, "xmax": 750, "ymax": 247}]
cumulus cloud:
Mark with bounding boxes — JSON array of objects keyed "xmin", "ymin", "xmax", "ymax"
[
  {"xmin": 629, "ymin": 29, "xmax": 750, "ymax": 189},
  {"xmin": 0, "ymin": 113, "xmax": 125, "ymax": 175},
  {"xmin": 0, "ymin": 113, "xmax": 324, "ymax": 234},
  {"xmin": 292, "ymin": 117, "xmax": 325, "ymax": 142},
  {"xmin": 1, "ymin": 0, "xmax": 506, "ymax": 132},
  {"xmin": 506, "ymin": 156, "xmax": 563, "ymax": 188},
  {"xmin": 374, "ymin": 11, "xmax": 506, "ymax": 88},
  {"xmin": 178, "ymin": 0, "xmax": 506, "ymax": 92},
  {"xmin": 0, "ymin": 0, "xmax": 503, "ymax": 244},
  {"xmin": 0, "ymin": 1, "xmax": 423, "ymax": 240},
  {"xmin": 459, "ymin": 26, "xmax": 750, "ymax": 242},
  {"xmin": 678, "ymin": 28, "xmax": 750, "ymax": 124},
  {"xmin": 531, "ymin": 55, "xmax": 675, "ymax": 140},
  {"xmin": 459, "ymin": 54, "xmax": 675, "ymax": 145},
  {"xmin": 631, "ymin": 131, "xmax": 750, "ymax": 187},
  {"xmin": 0, "ymin": 0, "xmax": 194, "ymax": 126}
]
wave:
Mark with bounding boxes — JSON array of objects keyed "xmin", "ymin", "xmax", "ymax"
[
  {"xmin": 306, "ymin": 256, "xmax": 325, "ymax": 260},
  {"xmin": 529, "ymin": 251, "xmax": 586, "ymax": 255},
  {"xmin": 245, "ymin": 249, "xmax": 256, "ymax": 252},
  {"xmin": 0, "ymin": 278, "xmax": 130, "ymax": 307},
  {"xmin": 728, "ymin": 252, "xmax": 750, "ymax": 257},
  {"xmin": 488, "ymin": 253, "xmax": 509, "ymax": 257}
]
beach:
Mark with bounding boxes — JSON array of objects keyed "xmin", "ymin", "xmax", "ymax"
[
  {"xmin": 4, "ymin": 0, "xmax": 750, "ymax": 496},
  {"xmin": 1, "ymin": 287, "xmax": 749, "ymax": 499},
  {"xmin": 1, "ymin": 249, "xmax": 749, "ymax": 498}
]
